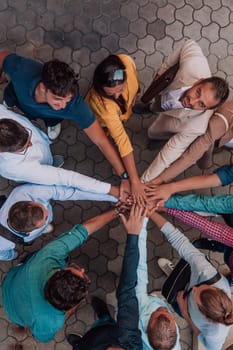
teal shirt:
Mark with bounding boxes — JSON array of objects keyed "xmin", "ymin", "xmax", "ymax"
[
  {"xmin": 165, "ymin": 193, "xmax": 233, "ymax": 214},
  {"xmin": 2, "ymin": 224, "xmax": 88, "ymax": 342}
]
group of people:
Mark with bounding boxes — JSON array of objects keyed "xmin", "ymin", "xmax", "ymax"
[{"xmin": 0, "ymin": 38, "xmax": 233, "ymax": 350}]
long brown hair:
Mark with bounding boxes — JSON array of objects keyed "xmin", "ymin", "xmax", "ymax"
[{"xmin": 199, "ymin": 287, "xmax": 233, "ymax": 325}]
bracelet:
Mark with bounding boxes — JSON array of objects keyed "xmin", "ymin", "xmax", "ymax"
[{"xmin": 114, "ymin": 206, "xmax": 120, "ymax": 215}]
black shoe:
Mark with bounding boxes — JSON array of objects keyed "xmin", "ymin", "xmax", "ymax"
[
  {"xmin": 222, "ymin": 213, "xmax": 233, "ymax": 227},
  {"xmin": 193, "ymin": 238, "xmax": 226, "ymax": 252},
  {"xmin": 91, "ymin": 296, "xmax": 110, "ymax": 319},
  {"xmin": 148, "ymin": 139, "xmax": 167, "ymax": 151},
  {"xmin": 133, "ymin": 102, "xmax": 151, "ymax": 114},
  {"xmin": 67, "ymin": 334, "xmax": 82, "ymax": 348}
]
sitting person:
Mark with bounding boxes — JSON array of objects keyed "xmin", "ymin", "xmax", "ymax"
[
  {"xmin": 85, "ymin": 54, "xmax": 146, "ymax": 203},
  {"xmin": 136, "ymin": 214, "xmax": 180, "ymax": 349},
  {"xmin": 2, "ymin": 208, "xmax": 119, "ymax": 342},
  {"xmin": 0, "ymin": 105, "xmax": 118, "ymax": 197},
  {"xmin": 67, "ymin": 203, "xmax": 145, "ymax": 350},
  {"xmin": 148, "ymin": 99, "xmax": 233, "ymax": 185},
  {"xmin": 0, "ymin": 182, "xmax": 118, "ymax": 261},
  {"xmin": 137, "ymin": 39, "xmax": 229, "ymax": 183},
  {"xmin": 150, "ymin": 210, "xmax": 233, "ymax": 350}
]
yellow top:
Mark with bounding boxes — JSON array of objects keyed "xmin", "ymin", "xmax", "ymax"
[{"xmin": 85, "ymin": 54, "xmax": 139, "ymax": 158}]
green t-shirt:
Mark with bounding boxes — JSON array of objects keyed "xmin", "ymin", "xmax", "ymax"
[{"xmin": 2, "ymin": 224, "xmax": 88, "ymax": 342}]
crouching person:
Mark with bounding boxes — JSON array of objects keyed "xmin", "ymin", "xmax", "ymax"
[{"xmin": 2, "ymin": 208, "xmax": 119, "ymax": 342}]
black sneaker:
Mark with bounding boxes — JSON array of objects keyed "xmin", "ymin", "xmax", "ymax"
[
  {"xmin": 193, "ymin": 238, "xmax": 226, "ymax": 252},
  {"xmin": 148, "ymin": 139, "xmax": 167, "ymax": 150},
  {"xmin": 67, "ymin": 334, "xmax": 82, "ymax": 348},
  {"xmin": 133, "ymin": 102, "xmax": 151, "ymax": 114},
  {"xmin": 91, "ymin": 296, "xmax": 111, "ymax": 319}
]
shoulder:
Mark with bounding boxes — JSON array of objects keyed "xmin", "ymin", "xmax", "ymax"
[
  {"xmin": 32, "ymin": 307, "xmax": 65, "ymax": 342},
  {"xmin": 4, "ymin": 53, "xmax": 42, "ymax": 74}
]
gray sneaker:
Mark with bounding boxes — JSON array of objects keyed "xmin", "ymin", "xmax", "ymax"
[
  {"xmin": 48, "ymin": 123, "xmax": 61, "ymax": 140},
  {"xmin": 158, "ymin": 258, "xmax": 175, "ymax": 277}
]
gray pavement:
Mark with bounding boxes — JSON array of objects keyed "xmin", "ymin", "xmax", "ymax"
[{"xmin": 0, "ymin": 0, "xmax": 233, "ymax": 349}]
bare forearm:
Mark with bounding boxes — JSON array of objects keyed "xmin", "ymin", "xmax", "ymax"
[
  {"xmin": 167, "ymin": 173, "xmax": 221, "ymax": 195},
  {"xmin": 83, "ymin": 209, "xmax": 118, "ymax": 235},
  {"xmin": 97, "ymin": 137, "xmax": 125, "ymax": 176},
  {"xmin": 122, "ymin": 152, "xmax": 140, "ymax": 183},
  {"xmin": 0, "ymin": 50, "xmax": 10, "ymax": 69},
  {"xmin": 181, "ymin": 310, "xmax": 200, "ymax": 336},
  {"xmin": 150, "ymin": 212, "xmax": 167, "ymax": 229},
  {"xmin": 84, "ymin": 120, "xmax": 125, "ymax": 176},
  {"xmin": 109, "ymin": 185, "xmax": 120, "ymax": 198}
]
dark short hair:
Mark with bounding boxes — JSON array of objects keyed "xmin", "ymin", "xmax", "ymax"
[
  {"xmin": 200, "ymin": 76, "xmax": 229, "ymax": 109},
  {"xmin": 0, "ymin": 118, "xmax": 29, "ymax": 152},
  {"xmin": 92, "ymin": 55, "xmax": 127, "ymax": 114},
  {"xmin": 8, "ymin": 201, "xmax": 44, "ymax": 233},
  {"xmin": 148, "ymin": 313, "xmax": 177, "ymax": 350},
  {"xmin": 44, "ymin": 269, "xmax": 90, "ymax": 311},
  {"xmin": 42, "ymin": 59, "xmax": 79, "ymax": 97}
]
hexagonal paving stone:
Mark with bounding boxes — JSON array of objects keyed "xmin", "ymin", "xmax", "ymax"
[
  {"xmin": 175, "ymin": 4, "xmax": 194, "ymax": 25},
  {"xmin": 194, "ymin": 6, "xmax": 212, "ymax": 26},
  {"xmin": 157, "ymin": 4, "xmax": 176, "ymax": 24},
  {"xmin": 139, "ymin": 2, "xmax": 158, "ymax": 23}
]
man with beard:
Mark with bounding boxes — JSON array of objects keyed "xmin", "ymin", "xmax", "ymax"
[{"xmin": 134, "ymin": 39, "xmax": 229, "ymax": 183}]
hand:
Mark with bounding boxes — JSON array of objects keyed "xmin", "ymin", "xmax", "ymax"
[
  {"xmin": 146, "ymin": 175, "xmax": 163, "ymax": 186},
  {"xmin": 176, "ymin": 290, "xmax": 188, "ymax": 316},
  {"xmin": 119, "ymin": 179, "xmax": 131, "ymax": 202},
  {"xmin": 131, "ymin": 180, "xmax": 148, "ymax": 206},
  {"xmin": 153, "ymin": 73, "xmax": 160, "ymax": 81},
  {"xmin": 115, "ymin": 200, "xmax": 132, "ymax": 214},
  {"xmin": 145, "ymin": 183, "xmax": 172, "ymax": 203},
  {"xmin": 0, "ymin": 71, "xmax": 8, "ymax": 84},
  {"xmin": 119, "ymin": 203, "xmax": 147, "ymax": 235}
]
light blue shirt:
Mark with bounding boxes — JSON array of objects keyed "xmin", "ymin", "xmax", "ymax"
[
  {"xmin": 136, "ymin": 218, "xmax": 181, "ymax": 350},
  {"xmin": 0, "ymin": 105, "xmax": 110, "ymax": 193},
  {"xmin": 0, "ymin": 183, "xmax": 116, "ymax": 250},
  {"xmin": 161, "ymin": 86, "xmax": 190, "ymax": 110},
  {"xmin": 161, "ymin": 221, "xmax": 231, "ymax": 350}
]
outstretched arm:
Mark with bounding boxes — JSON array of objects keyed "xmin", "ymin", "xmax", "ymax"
[
  {"xmin": 122, "ymin": 152, "xmax": 147, "ymax": 205},
  {"xmin": 167, "ymin": 208, "xmax": 233, "ymax": 248},
  {"xmin": 116, "ymin": 204, "xmax": 146, "ymax": 349},
  {"xmin": 154, "ymin": 112, "xmax": 229, "ymax": 184},
  {"xmin": 146, "ymin": 173, "xmax": 221, "ymax": 205},
  {"xmin": 82, "ymin": 209, "xmax": 118, "ymax": 235},
  {"xmin": 84, "ymin": 120, "xmax": 131, "ymax": 201},
  {"xmin": 165, "ymin": 193, "xmax": 233, "ymax": 214}
]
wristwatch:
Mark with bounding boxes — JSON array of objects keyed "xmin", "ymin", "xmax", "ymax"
[{"xmin": 119, "ymin": 171, "xmax": 129, "ymax": 180}]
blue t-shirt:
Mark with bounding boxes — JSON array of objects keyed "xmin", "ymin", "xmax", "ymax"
[{"xmin": 3, "ymin": 53, "xmax": 95, "ymax": 128}]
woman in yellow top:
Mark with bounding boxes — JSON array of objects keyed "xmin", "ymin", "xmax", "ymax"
[{"xmin": 85, "ymin": 54, "xmax": 146, "ymax": 203}]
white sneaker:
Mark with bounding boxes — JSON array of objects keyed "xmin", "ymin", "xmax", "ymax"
[
  {"xmin": 158, "ymin": 258, "xmax": 175, "ymax": 277},
  {"xmin": 47, "ymin": 123, "xmax": 61, "ymax": 140},
  {"xmin": 53, "ymin": 155, "xmax": 64, "ymax": 168},
  {"xmin": 42, "ymin": 224, "xmax": 54, "ymax": 234}
]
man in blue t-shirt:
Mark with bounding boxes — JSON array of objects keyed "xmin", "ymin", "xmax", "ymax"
[{"xmin": 0, "ymin": 51, "xmax": 130, "ymax": 199}]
